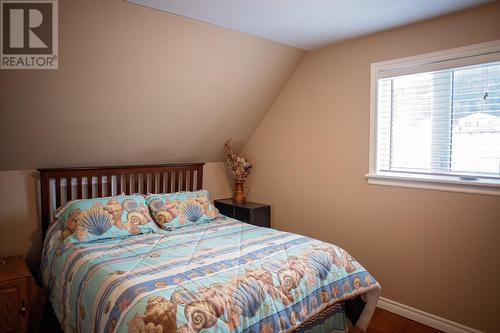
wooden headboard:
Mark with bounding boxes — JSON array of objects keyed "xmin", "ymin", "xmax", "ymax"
[{"xmin": 37, "ymin": 163, "xmax": 205, "ymax": 238}]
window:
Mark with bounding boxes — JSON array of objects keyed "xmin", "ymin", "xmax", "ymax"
[{"xmin": 368, "ymin": 40, "xmax": 500, "ymax": 196}]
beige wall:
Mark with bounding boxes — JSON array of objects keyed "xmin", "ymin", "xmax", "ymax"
[
  {"xmin": 0, "ymin": 170, "xmax": 40, "ymax": 269},
  {"xmin": 244, "ymin": 3, "xmax": 500, "ymax": 333},
  {"xmin": 0, "ymin": 0, "xmax": 304, "ymax": 170},
  {"xmin": 0, "ymin": 162, "xmax": 231, "ymax": 271}
]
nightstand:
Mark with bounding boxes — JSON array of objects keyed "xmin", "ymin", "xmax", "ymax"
[
  {"xmin": 214, "ymin": 199, "xmax": 271, "ymax": 228},
  {"xmin": 0, "ymin": 255, "xmax": 44, "ymax": 333}
]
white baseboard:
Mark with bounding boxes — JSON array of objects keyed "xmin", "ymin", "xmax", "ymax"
[{"xmin": 377, "ymin": 297, "xmax": 483, "ymax": 333}]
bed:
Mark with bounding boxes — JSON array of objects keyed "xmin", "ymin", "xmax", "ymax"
[{"xmin": 38, "ymin": 163, "xmax": 380, "ymax": 333}]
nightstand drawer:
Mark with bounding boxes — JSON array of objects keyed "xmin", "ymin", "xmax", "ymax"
[
  {"xmin": 0, "ymin": 256, "xmax": 44, "ymax": 333},
  {"xmin": 0, "ymin": 283, "xmax": 21, "ymax": 333},
  {"xmin": 216, "ymin": 202, "xmax": 235, "ymax": 218},
  {"xmin": 214, "ymin": 199, "xmax": 271, "ymax": 228},
  {"xmin": 0, "ymin": 278, "xmax": 30, "ymax": 333},
  {"xmin": 234, "ymin": 207, "xmax": 250, "ymax": 223}
]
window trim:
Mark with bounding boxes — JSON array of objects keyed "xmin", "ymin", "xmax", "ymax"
[{"xmin": 367, "ymin": 40, "xmax": 500, "ymax": 196}]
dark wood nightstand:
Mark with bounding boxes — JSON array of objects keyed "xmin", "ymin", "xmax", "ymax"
[
  {"xmin": 214, "ymin": 199, "xmax": 271, "ymax": 228},
  {"xmin": 0, "ymin": 256, "xmax": 44, "ymax": 333}
]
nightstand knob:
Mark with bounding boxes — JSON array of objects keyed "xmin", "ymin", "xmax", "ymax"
[{"xmin": 20, "ymin": 300, "xmax": 27, "ymax": 315}]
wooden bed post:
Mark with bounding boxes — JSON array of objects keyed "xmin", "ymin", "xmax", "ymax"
[
  {"xmin": 197, "ymin": 165, "xmax": 203, "ymax": 190},
  {"xmin": 40, "ymin": 171, "xmax": 50, "ymax": 240}
]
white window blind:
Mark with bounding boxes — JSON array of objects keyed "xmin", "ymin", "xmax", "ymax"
[
  {"xmin": 377, "ymin": 61, "xmax": 500, "ymax": 178},
  {"xmin": 368, "ymin": 40, "xmax": 500, "ymax": 195}
]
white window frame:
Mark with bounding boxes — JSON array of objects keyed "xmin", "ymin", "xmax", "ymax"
[{"xmin": 367, "ymin": 40, "xmax": 500, "ymax": 196}]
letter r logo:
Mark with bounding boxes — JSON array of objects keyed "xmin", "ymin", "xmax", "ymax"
[
  {"xmin": 2, "ymin": 1, "xmax": 53, "ymax": 54},
  {"xmin": 0, "ymin": 0, "xmax": 58, "ymax": 69}
]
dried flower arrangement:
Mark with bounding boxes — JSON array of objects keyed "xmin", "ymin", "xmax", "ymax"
[
  {"xmin": 224, "ymin": 140, "xmax": 252, "ymax": 182},
  {"xmin": 223, "ymin": 140, "xmax": 252, "ymax": 203}
]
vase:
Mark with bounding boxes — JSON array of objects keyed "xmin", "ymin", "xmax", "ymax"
[{"xmin": 233, "ymin": 181, "xmax": 246, "ymax": 204}]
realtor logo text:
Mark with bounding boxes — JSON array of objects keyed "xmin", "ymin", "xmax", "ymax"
[{"xmin": 1, "ymin": 0, "xmax": 58, "ymax": 69}]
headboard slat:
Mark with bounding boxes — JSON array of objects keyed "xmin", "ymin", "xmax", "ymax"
[
  {"xmin": 167, "ymin": 172, "xmax": 172, "ymax": 193},
  {"xmin": 66, "ymin": 177, "xmax": 72, "ymax": 201},
  {"xmin": 197, "ymin": 169, "xmax": 203, "ymax": 191},
  {"xmin": 117, "ymin": 175, "xmax": 122, "ymax": 194},
  {"xmin": 174, "ymin": 172, "xmax": 179, "ymax": 192},
  {"xmin": 87, "ymin": 176, "xmax": 93, "ymax": 199},
  {"xmin": 189, "ymin": 170, "xmax": 194, "ymax": 191},
  {"xmin": 55, "ymin": 178, "xmax": 61, "ymax": 208},
  {"xmin": 77, "ymin": 176, "xmax": 83, "ymax": 199},
  {"xmin": 97, "ymin": 176, "xmax": 103, "ymax": 197},
  {"xmin": 182, "ymin": 171, "xmax": 187, "ymax": 191},
  {"xmin": 38, "ymin": 163, "xmax": 205, "ymax": 239},
  {"xmin": 159, "ymin": 172, "xmax": 164, "ymax": 193},
  {"xmin": 107, "ymin": 175, "xmax": 112, "ymax": 196},
  {"xmin": 125, "ymin": 174, "xmax": 130, "ymax": 194}
]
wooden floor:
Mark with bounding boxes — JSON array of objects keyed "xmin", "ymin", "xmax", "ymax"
[{"xmin": 349, "ymin": 308, "xmax": 443, "ymax": 333}]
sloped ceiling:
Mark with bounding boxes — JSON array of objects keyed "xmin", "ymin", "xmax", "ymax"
[
  {"xmin": 127, "ymin": 0, "xmax": 492, "ymax": 50},
  {"xmin": 0, "ymin": 0, "xmax": 304, "ymax": 170}
]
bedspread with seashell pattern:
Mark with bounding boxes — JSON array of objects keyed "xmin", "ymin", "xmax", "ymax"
[{"xmin": 40, "ymin": 217, "xmax": 380, "ymax": 333}]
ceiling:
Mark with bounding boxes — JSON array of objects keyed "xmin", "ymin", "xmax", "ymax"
[{"xmin": 126, "ymin": 0, "xmax": 492, "ymax": 50}]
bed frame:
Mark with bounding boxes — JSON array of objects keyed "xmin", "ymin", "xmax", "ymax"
[
  {"xmin": 37, "ymin": 163, "xmax": 205, "ymax": 238},
  {"xmin": 36, "ymin": 163, "xmax": 365, "ymax": 332}
]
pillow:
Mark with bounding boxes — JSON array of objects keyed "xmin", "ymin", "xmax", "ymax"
[
  {"xmin": 146, "ymin": 190, "xmax": 220, "ymax": 231},
  {"xmin": 57, "ymin": 194, "xmax": 157, "ymax": 242}
]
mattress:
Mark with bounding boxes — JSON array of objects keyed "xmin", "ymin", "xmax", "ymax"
[{"xmin": 40, "ymin": 217, "xmax": 380, "ymax": 332}]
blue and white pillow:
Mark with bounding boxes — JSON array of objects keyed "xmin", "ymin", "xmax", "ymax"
[
  {"xmin": 56, "ymin": 194, "xmax": 157, "ymax": 242},
  {"xmin": 146, "ymin": 190, "xmax": 220, "ymax": 231}
]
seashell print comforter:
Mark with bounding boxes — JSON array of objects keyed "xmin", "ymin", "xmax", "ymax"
[{"xmin": 40, "ymin": 217, "xmax": 381, "ymax": 333}]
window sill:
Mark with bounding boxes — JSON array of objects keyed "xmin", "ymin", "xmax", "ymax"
[{"xmin": 365, "ymin": 172, "xmax": 500, "ymax": 196}]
